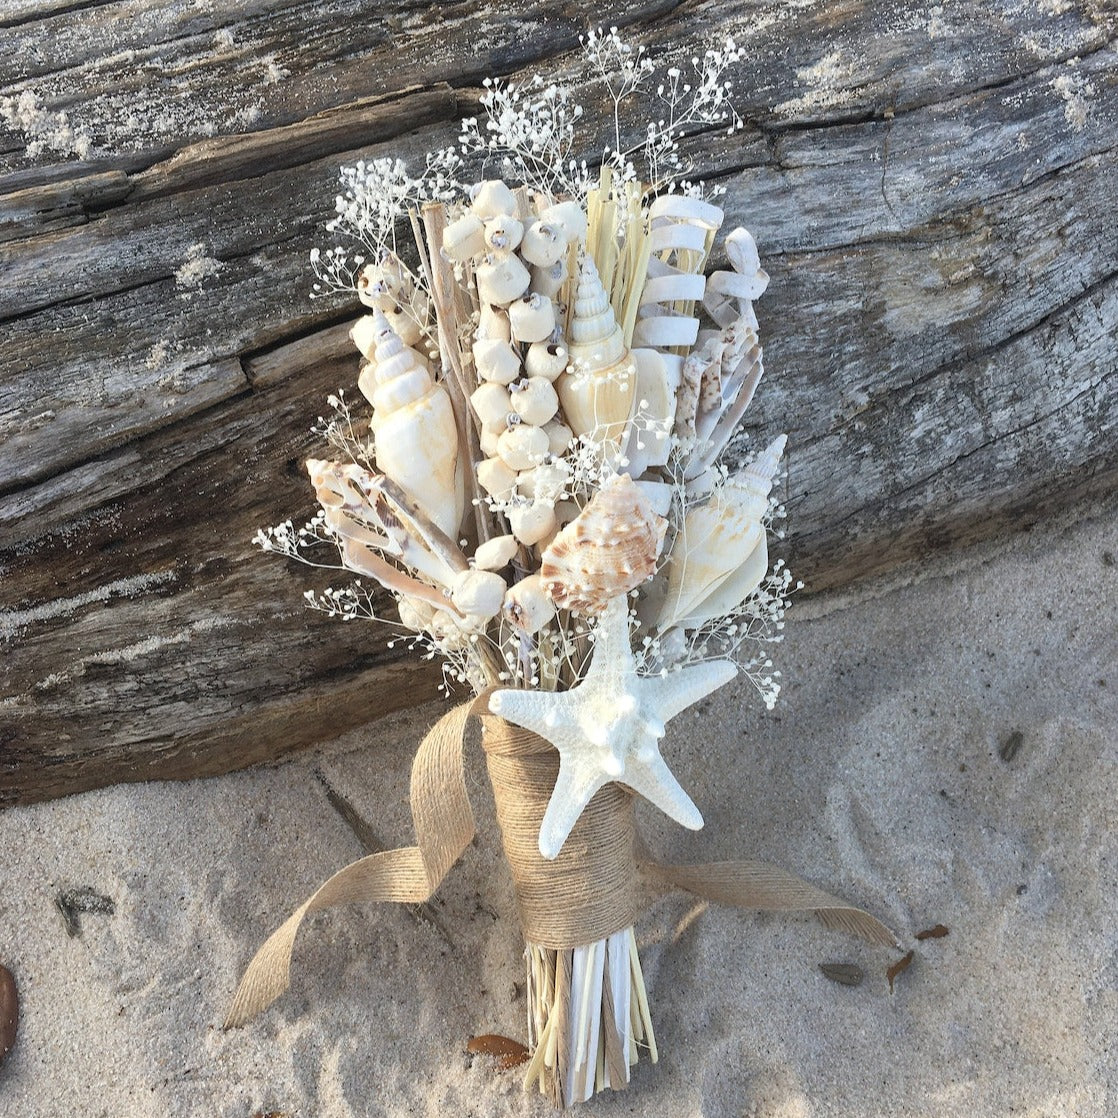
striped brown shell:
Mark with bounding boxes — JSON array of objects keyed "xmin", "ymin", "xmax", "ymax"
[{"xmin": 539, "ymin": 474, "xmax": 667, "ymax": 615}]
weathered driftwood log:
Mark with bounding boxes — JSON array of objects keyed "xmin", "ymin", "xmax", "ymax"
[{"xmin": 1, "ymin": 1, "xmax": 1115, "ymax": 805}]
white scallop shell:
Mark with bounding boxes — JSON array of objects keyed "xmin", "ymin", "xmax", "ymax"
[{"xmin": 539, "ymin": 474, "xmax": 667, "ymax": 616}]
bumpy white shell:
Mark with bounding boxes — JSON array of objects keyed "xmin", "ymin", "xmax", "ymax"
[
  {"xmin": 541, "ymin": 200, "xmax": 588, "ymax": 243},
  {"xmin": 479, "ymin": 425, "xmax": 502, "ymax": 458},
  {"xmin": 543, "ymin": 419, "xmax": 573, "ymax": 455},
  {"xmin": 509, "ymin": 377, "xmax": 559, "ymax": 427},
  {"xmin": 471, "ymin": 180, "xmax": 518, "ymax": 220},
  {"xmin": 497, "ymin": 424, "xmax": 549, "ymax": 471},
  {"xmin": 451, "ymin": 568, "xmax": 507, "ymax": 618},
  {"xmin": 557, "ymin": 254, "xmax": 636, "ymax": 446},
  {"xmin": 473, "ymin": 337, "xmax": 521, "ymax": 385},
  {"xmin": 477, "ymin": 457, "xmax": 518, "ymax": 500},
  {"xmin": 520, "ymin": 220, "xmax": 567, "ymax": 267},
  {"xmin": 477, "ymin": 303, "xmax": 511, "ymax": 342},
  {"xmin": 364, "ymin": 312, "xmax": 463, "ymax": 537},
  {"xmin": 443, "ymin": 212, "xmax": 486, "ymax": 262},
  {"xmin": 509, "ymin": 292, "xmax": 555, "ymax": 343},
  {"xmin": 525, "ymin": 341, "xmax": 568, "ymax": 381},
  {"xmin": 357, "ymin": 253, "xmax": 412, "ymax": 312},
  {"xmin": 530, "ymin": 258, "xmax": 568, "ymax": 298},
  {"xmin": 471, "ymin": 382, "xmax": 512, "ymax": 427},
  {"xmin": 507, "ymin": 500, "xmax": 557, "ymax": 546},
  {"xmin": 503, "ymin": 574, "xmax": 556, "ymax": 634},
  {"xmin": 539, "ymin": 474, "xmax": 667, "ymax": 616},
  {"xmin": 658, "ymin": 435, "xmax": 785, "ymax": 631},
  {"xmin": 477, "ymin": 253, "xmax": 531, "ymax": 306},
  {"xmin": 474, "ymin": 534, "xmax": 519, "ymax": 571},
  {"xmin": 484, "ymin": 215, "xmax": 524, "ymax": 253}
]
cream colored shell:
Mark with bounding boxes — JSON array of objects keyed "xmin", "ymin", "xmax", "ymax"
[{"xmin": 539, "ymin": 474, "xmax": 667, "ymax": 616}]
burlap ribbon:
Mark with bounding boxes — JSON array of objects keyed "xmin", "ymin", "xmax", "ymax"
[{"xmin": 225, "ymin": 695, "xmax": 896, "ymax": 1028}]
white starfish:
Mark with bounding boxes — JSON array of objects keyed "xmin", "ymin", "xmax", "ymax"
[{"xmin": 489, "ymin": 596, "xmax": 737, "ymax": 859}]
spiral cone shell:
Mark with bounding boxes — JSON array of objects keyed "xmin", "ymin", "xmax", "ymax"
[
  {"xmin": 539, "ymin": 474, "xmax": 667, "ymax": 616},
  {"xmin": 365, "ymin": 312, "xmax": 464, "ymax": 537},
  {"xmin": 557, "ymin": 254, "xmax": 636, "ymax": 447}
]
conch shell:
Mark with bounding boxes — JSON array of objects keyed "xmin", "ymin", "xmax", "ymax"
[
  {"xmin": 557, "ymin": 254, "xmax": 636, "ymax": 448},
  {"xmin": 539, "ymin": 474, "xmax": 667, "ymax": 616},
  {"xmin": 362, "ymin": 311, "xmax": 464, "ymax": 538},
  {"xmin": 657, "ymin": 435, "xmax": 785, "ymax": 631}
]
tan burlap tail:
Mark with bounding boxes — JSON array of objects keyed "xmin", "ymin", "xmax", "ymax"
[{"xmin": 225, "ymin": 696, "xmax": 896, "ymax": 1028}]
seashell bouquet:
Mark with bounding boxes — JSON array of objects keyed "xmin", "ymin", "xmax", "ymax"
[{"xmin": 233, "ymin": 29, "xmax": 894, "ymax": 1108}]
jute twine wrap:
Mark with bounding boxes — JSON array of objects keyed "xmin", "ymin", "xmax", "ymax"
[
  {"xmin": 225, "ymin": 695, "xmax": 896, "ymax": 1029},
  {"xmin": 481, "ymin": 714, "xmax": 638, "ymax": 948}
]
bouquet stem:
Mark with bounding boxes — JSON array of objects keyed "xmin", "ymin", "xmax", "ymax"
[{"xmin": 523, "ymin": 928, "xmax": 656, "ymax": 1106}]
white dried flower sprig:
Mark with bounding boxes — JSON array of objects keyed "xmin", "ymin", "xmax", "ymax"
[{"xmin": 310, "ymin": 150, "xmax": 463, "ymax": 296}]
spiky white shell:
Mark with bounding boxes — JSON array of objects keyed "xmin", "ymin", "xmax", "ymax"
[
  {"xmin": 658, "ymin": 435, "xmax": 785, "ymax": 630},
  {"xmin": 502, "ymin": 574, "xmax": 556, "ymax": 634},
  {"xmin": 539, "ymin": 474, "xmax": 667, "ymax": 616}
]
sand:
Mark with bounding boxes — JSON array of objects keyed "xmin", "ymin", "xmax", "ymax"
[{"xmin": 1, "ymin": 503, "xmax": 1114, "ymax": 1117}]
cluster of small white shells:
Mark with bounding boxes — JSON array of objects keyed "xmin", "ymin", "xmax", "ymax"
[{"xmin": 446, "ymin": 180, "xmax": 585, "ymax": 549}]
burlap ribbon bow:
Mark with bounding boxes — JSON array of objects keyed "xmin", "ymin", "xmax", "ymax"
[{"xmin": 226, "ymin": 694, "xmax": 896, "ymax": 1028}]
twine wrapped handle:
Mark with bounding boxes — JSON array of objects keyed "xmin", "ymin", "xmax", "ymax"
[{"xmin": 225, "ymin": 697, "xmax": 896, "ymax": 1028}]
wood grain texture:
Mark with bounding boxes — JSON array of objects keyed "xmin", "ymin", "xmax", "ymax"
[{"xmin": 2, "ymin": 0, "xmax": 1115, "ymax": 804}]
